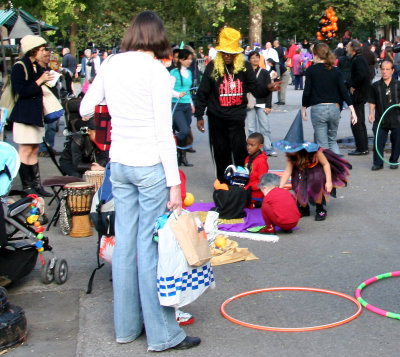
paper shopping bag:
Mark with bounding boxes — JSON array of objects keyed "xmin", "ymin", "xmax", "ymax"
[{"xmin": 169, "ymin": 211, "xmax": 211, "ymax": 267}]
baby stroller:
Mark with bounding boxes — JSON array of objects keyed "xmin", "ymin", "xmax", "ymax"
[{"xmin": 0, "ymin": 141, "xmax": 68, "ymax": 286}]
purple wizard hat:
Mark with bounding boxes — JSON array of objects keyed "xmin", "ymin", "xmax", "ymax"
[{"xmin": 272, "ymin": 110, "xmax": 319, "ymax": 153}]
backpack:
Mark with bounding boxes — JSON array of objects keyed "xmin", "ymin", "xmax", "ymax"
[
  {"xmin": 0, "ymin": 61, "xmax": 28, "ymax": 119},
  {"xmin": 212, "ymin": 186, "xmax": 247, "ymax": 219}
]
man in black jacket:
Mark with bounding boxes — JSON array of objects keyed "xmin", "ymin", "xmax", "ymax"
[
  {"xmin": 347, "ymin": 40, "xmax": 371, "ymax": 155},
  {"xmin": 273, "ymin": 40, "xmax": 285, "ymax": 65},
  {"xmin": 368, "ymin": 60, "xmax": 400, "ymax": 170},
  {"xmin": 61, "ymin": 48, "xmax": 77, "ymax": 96}
]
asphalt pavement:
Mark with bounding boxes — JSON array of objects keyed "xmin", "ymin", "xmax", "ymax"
[{"xmin": 3, "ymin": 82, "xmax": 400, "ymax": 357}]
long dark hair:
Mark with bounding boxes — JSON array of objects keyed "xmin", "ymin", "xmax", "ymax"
[
  {"xmin": 121, "ymin": 11, "xmax": 171, "ymax": 59},
  {"xmin": 287, "ymin": 149, "xmax": 317, "ymax": 170},
  {"xmin": 176, "ymin": 49, "xmax": 192, "ymax": 86},
  {"xmin": 313, "ymin": 43, "xmax": 335, "ymax": 70}
]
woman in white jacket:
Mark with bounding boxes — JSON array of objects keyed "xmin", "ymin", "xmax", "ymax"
[{"xmin": 80, "ymin": 11, "xmax": 200, "ymax": 352}]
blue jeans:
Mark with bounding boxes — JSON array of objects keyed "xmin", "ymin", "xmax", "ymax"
[
  {"xmin": 294, "ymin": 75, "xmax": 303, "ymax": 90},
  {"xmin": 110, "ymin": 162, "xmax": 185, "ymax": 351},
  {"xmin": 172, "ymin": 103, "xmax": 192, "ymax": 143},
  {"xmin": 310, "ymin": 103, "xmax": 341, "ymax": 155},
  {"xmin": 246, "ymin": 107, "xmax": 273, "ymax": 152},
  {"xmin": 38, "ymin": 120, "xmax": 58, "ymax": 152}
]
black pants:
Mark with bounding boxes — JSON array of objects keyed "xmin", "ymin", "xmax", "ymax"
[
  {"xmin": 64, "ymin": 72, "xmax": 73, "ymax": 95},
  {"xmin": 372, "ymin": 123, "xmax": 400, "ymax": 166},
  {"xmin": 351, "ymin": 103, "xmax": 369, "ymax": 152},
  {"xmin": 207, "ymin": 113, "xmax": 247, "ymax": 182},
  {"xmin": 59, "ymin": 159, "xmax": 82, "ymax": 178}
]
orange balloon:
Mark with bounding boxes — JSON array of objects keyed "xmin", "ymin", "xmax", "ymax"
[
  {"xmin": 327, "ymin": 32, "xmax": 332, "ymax": 38},
  {"xmin": 333, "ymin": 33, "xmax": 336, "ymax": 37},
  {"xmin": 316, "ymin": 31, "xmax": 322, "ymax": 37},
  {"xmin": 333, "ymin": 24, "xmax": 338, "ymax": 31}
]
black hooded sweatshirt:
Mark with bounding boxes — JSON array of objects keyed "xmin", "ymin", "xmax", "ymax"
[{"xmin": 195, "ymin": 60, "xmax": 271, "ymax": 121}]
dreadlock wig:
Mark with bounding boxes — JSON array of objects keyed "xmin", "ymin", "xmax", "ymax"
[{"xmin": 212, "ymin": 52, "xmax": 246, "ymax": 81}]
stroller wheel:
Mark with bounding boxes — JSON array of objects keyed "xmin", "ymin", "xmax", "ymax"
[
  {"xmin": 54, "ymin": 259, "xmax": 68, "ymax": 285},
  {"xmin": 41, "ymin": 259, "xmax": 54, "ymax": 284}
]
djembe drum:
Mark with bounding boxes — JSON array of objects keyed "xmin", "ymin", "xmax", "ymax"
[
  {"xmin": 84, "ymin": 170, "xmax": 105, "ymax": 192},
  {"xmin": 64, "ymin": 182, "xmax": 95, "ymax": 237}
]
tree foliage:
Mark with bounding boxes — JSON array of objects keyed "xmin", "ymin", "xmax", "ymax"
[{"xmin": 1, "ymin": 0, "xmax": 399, "ymax": 52}]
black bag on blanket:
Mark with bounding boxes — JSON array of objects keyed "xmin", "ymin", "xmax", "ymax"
[{"xmin": 212, "ymin": 186, "xmax": 247, "ymax": 219}]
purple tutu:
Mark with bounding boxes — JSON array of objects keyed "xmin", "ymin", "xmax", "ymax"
[{"xmin": 291, "ymin": 149, "xmax": 351, "ymax": 206}]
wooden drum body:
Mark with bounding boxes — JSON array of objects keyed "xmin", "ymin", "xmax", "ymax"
[{"xmin": 64, "ymin": 182, "xmax": 95, "ymax": 238}]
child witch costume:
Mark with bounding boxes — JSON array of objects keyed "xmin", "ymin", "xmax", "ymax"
[{"xmin": 273, "ymin": 111, "xmax": 351, "ymax": 219}]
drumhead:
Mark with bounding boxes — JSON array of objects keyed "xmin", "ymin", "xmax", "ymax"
[
  {"xmin": 64, "ymin": 182, "xmax": 95, "ymax": 189},
  {"xmin": 84, "ymin": 170, "xmax": 104, "ymax": 177}
]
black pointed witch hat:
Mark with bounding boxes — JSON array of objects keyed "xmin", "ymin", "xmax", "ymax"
[{"xmin": 272, "ymin": 110, "xmax": 319, "ymax": 153}]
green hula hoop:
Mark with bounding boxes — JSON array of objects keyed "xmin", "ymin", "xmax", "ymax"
[{"xmin": 374, "ymin": 104, "xmax": 400, "ymax": 166}]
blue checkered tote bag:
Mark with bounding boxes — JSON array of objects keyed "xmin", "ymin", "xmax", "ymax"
[{"xmin": 156, "ymin": 214, "xmax": 215, "ymax": 308}]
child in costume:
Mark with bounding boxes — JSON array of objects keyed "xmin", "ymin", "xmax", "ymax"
[
  {"xmin": 244, "ymin": 133, "xmax": 269, "ymax": 208},
  {"xmin": 259, "ymin": 173, "xmax": 300, "ymax": 234},
  {"xmin": 274, "ymin": 111, "xmax": 351, "ymax": 221}
]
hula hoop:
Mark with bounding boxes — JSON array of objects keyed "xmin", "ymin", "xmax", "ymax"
[
  {"xmin": 355, "ymin": 271, "xmax": 400, "ymax": 320},
  {"xmin": 172, "ymin": 86, "xmax": 205, "ymax": 150},
  {"xmin": 221, "ymin": 287, "xmax": 362, "ymax": 332},
  {"xmin": 374, "ymin": 104, "xmax": 400, "ymax": 166}
]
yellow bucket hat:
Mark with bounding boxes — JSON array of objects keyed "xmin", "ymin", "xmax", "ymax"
[{"xmin": 215, "ymin": 28, "xmax": 243, "ymax": 54}]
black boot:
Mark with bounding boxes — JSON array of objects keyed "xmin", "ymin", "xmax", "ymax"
[
  {"xmin": 178, "ymin": 149, "xmax": 193, "ymax": 167},
  {"xmin": 315, "ymin": 204, "xmax": 327, "ymax": 221},
  {"xmin": 19, "ymin": 163, "xmax": 36, "ymax": 195},
  {"xmin": 31, "ymin": 163, "xmax": 52, "ymax": 197},
  {"xmin": 297, "ymin": 202, "xmax": 310, "ymax": 217}
]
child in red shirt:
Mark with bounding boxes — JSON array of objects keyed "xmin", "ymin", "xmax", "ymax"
[
  {"xmin": 259, "ymin": 173, "xmax": 300, "ymax": 234},
  {"xmin": 244, "ymin": 133, "xmax": 269, "ymax": 208}
]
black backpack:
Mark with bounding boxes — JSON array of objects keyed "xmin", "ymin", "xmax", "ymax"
[{"xmin": 212, "ymin": 186, "xmax": 247, "ymax": 219}]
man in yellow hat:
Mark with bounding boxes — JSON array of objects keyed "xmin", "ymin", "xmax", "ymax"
[{"xmin": 195, "ymin": 27, "xmax": 280, "ymax": 183}]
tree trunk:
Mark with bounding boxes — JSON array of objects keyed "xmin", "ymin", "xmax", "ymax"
[
  {"xmin": 249, "ymin": 1, "xmax": 262, "ymax": 46},
  {"xmin": 69, "ymin": 7, "xmax": 80, "ymax": 57},
  {"xmin": 70, "ymin": 22, "xmax": 77, "ymax": 57},
  {"xmin": 182, "ymin": 17, "xmax": 187, "ymax": 35}
]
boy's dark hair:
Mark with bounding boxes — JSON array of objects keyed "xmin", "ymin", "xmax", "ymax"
[
  {"xmin": 172, "ymin": 48, "xmax": 180, "ymax": 55},
  {"xmin": 248, "ymin": 132, "xmax": 264, "ymax": 145},
  {"xmin": 121, "ymin": 11, "xmax": 171, "ymax": 59}
]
